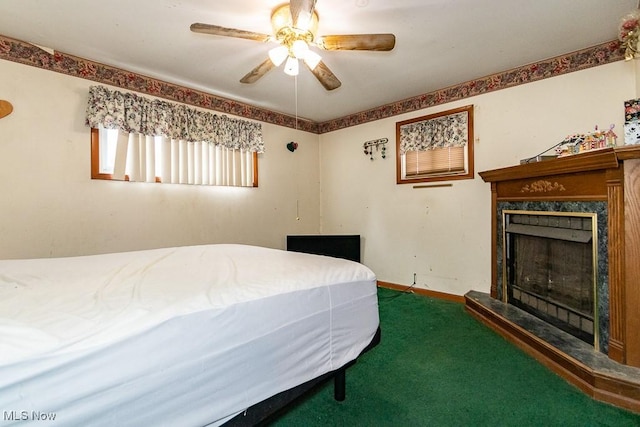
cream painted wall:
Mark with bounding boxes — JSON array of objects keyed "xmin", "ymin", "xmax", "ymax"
[
  {"xmin": 0, "ymin": 59, "xmax": 320, "ymax": 259},
  {"xmin": 319, "ymin": 61, "xmax": 637, "ymax": 296},
  {"xmin": 1, "ymin": 56, "xmax": 636, "ymax": 298}
]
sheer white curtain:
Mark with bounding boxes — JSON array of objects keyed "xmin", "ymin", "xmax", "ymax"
[{"xmin": 107, "ymin": 130, "xmax": 254, "ymax": 186}]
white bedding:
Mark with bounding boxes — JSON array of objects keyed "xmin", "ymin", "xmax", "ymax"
[{"xmin": 0, "ymin": 244, "xmax": 379, "ymax": 426}]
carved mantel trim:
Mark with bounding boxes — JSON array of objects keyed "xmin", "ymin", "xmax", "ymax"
[{"xmin": 520, "ymin": 180, "xmax": 566, "ymax": 193}]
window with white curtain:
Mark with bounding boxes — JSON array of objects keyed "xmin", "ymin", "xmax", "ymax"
[
  {"xmin": 86, "ymin": 86, "xmax": 263, "ymax": 187},
  {"xmin": 91, "ymin": 128, "xmax": 258, "ymax": 186}
]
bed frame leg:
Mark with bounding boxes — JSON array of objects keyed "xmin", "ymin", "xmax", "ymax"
[{"xmin": 334, "ymin": 367, "xmax": 346, "ymax": 401}]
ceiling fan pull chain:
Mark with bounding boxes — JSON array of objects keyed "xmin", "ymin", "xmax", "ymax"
[{"xmin": 294, "ymin": 74, "xmax": 299, "ymax": 130}]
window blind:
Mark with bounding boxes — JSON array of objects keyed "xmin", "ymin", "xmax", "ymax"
[{"xmin": 405, "ymin": 146, "xmax": 465, "ymax": 177}]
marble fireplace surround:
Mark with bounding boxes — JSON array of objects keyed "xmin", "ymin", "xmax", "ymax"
[
  {"xmin": 498, "ymin": 201, "xmax": 607, "ymax": 351},
  {"xmin": 469, "ymin": 146, "xmax": 640, "ymax": 413}
]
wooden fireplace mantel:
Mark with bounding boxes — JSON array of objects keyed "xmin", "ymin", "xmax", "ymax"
[{"xmin": 478, "ymin": 145, "xmax": 640, "ymax": 367}]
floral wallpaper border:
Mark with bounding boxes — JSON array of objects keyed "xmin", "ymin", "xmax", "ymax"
[
  {"xmin": 0, "ymin": 35, "xmax": 624, "ymax": 135},
  {"xmin": 317, "ymin": 41, "xmax": 624, "ymax": 133},
  {"xmin": 0, "ymin": 35, "xmax": 318, "ymax": 134}
]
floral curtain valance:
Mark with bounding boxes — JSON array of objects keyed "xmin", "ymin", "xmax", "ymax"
[
  {"xmin": 399, "ymin": 111, "xmax": 468, "ymax": 154},
  {"xmin": 85, "ymin": 85, "xmax": 264, "ymax": 153}
]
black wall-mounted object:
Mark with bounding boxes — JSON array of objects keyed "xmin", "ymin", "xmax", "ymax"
[{"xmin": 286, "ymin": 235, "xmax": 361, "ymax": 263}]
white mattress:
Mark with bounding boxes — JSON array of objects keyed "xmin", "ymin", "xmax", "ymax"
[{"xmin": 0, "ymin": 244, "xmax": 379, "ymax": 426}]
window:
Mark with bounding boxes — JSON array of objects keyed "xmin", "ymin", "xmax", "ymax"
[
  {"xmin": 86, "ymin": 85, "xmax": 263, "ymax": 187},
  {"xmin": 396, "ymin": 105, "xmax": 474, "ymax": 184},
  {"xmin": 91, "ymin": 128, "xmax": 258, "ymax": 187}
]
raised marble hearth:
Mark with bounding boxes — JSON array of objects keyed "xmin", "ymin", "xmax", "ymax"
[{"xmin": 465, "ymin": 291, "xmax": 640, "ymax": 413}]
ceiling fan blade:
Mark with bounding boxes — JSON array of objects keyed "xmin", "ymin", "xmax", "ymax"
[
  {"xmin": 289, "ymin": 0, "xmax": 317, "ymax": 29},
  {"xmin": 240, "ymin": 58, "xmax": 276, "ymax": 84},
  {"xmin": 316, "ymin": 34, "xmax": 396, "ymax": 51},
  {"xmin": 190, "ymin": 23, "xmax": 271, "ymax": 42},
  {"xmin": 305, "ymin": 60, "xmax": 341, "ymax": 91}
]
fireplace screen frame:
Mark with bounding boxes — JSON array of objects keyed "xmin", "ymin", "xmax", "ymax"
[{"xmin": 501, "ymin": 209, "xmax": 599, "ymax": 350}]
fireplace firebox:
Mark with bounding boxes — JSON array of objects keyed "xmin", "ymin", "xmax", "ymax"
[{"xmin": 503, "ymin": 210, "xmax": 598, "ymax": 347}]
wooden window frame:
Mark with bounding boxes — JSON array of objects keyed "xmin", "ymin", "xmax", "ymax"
[
  {"xmin": 396, "ymin": 105, "xmax": 474, "ymax": 185},
  {"xmin": 91, "ymin": 128, "xmax": 259, "ymax": 187}
]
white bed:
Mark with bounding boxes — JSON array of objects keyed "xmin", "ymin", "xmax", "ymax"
[{"xmin": 0, "ymin": 244, "xmax": 379, "ymax": 426}]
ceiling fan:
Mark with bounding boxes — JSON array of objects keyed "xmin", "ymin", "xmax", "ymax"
[{"xmin": 190, "ymin": 0, "xmax": 396, "ymax": 91}]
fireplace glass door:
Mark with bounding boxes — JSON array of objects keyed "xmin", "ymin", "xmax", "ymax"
[{"xmin": 503, "ymin": 211, "xmax": 597, "ymax": 346}]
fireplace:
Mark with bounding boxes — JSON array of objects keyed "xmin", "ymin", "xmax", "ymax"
[
  {"xmin": 470, "ymin": 146, "xmax": 640, "ymax": 413},
  {"xmin": 496, "ymin": 201, "xmax": 609, "ymax": 353},
  {"xmin": 502, "ymin": 210, "xmax": 598, "ymax": 347}
]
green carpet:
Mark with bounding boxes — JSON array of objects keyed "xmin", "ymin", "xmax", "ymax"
[{"xmin": 269, "ymin": 288, "xmax": 640, "ymax": 426}]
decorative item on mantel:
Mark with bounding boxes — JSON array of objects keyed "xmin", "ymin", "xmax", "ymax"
[
  {"xmin": 556, "ymin": 125, "xmax": 617, "ymax": 157},
  {"xmin": 624, "ymin": 98, "xmax": 640, "ymax": 145},
  {"xmin": 363, "ymin": 138, "xmax": 387, "ymax": 160}
]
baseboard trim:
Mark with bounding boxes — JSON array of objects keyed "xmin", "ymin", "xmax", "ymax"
[{"xmin": 376, "ymin": 281, "xmax": 465, "ymax": 303}]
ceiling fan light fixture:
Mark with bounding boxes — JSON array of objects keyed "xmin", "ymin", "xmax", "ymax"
[
  {"xmin": 268, "ymin": 45, "xmax": 289, "ymax": 66},
  {"xmin": 284, "ymin": 56, "xmax": 299, "ymax": 76},
  {"xmin": 191, "ymin": 0, "xmax": 393, "ymax": 90},
  {"xmin": 303, "ymin": 50, "xmax": 322, "ymax": 70},
  {"xmin": 291, "ymin": 39, "xmax": 309, "ymax": 58}
]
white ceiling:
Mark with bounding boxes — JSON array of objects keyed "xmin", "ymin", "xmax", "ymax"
[{"xmin": 0, "ymin": 0, "xmax": 636, "ymax": 123}]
